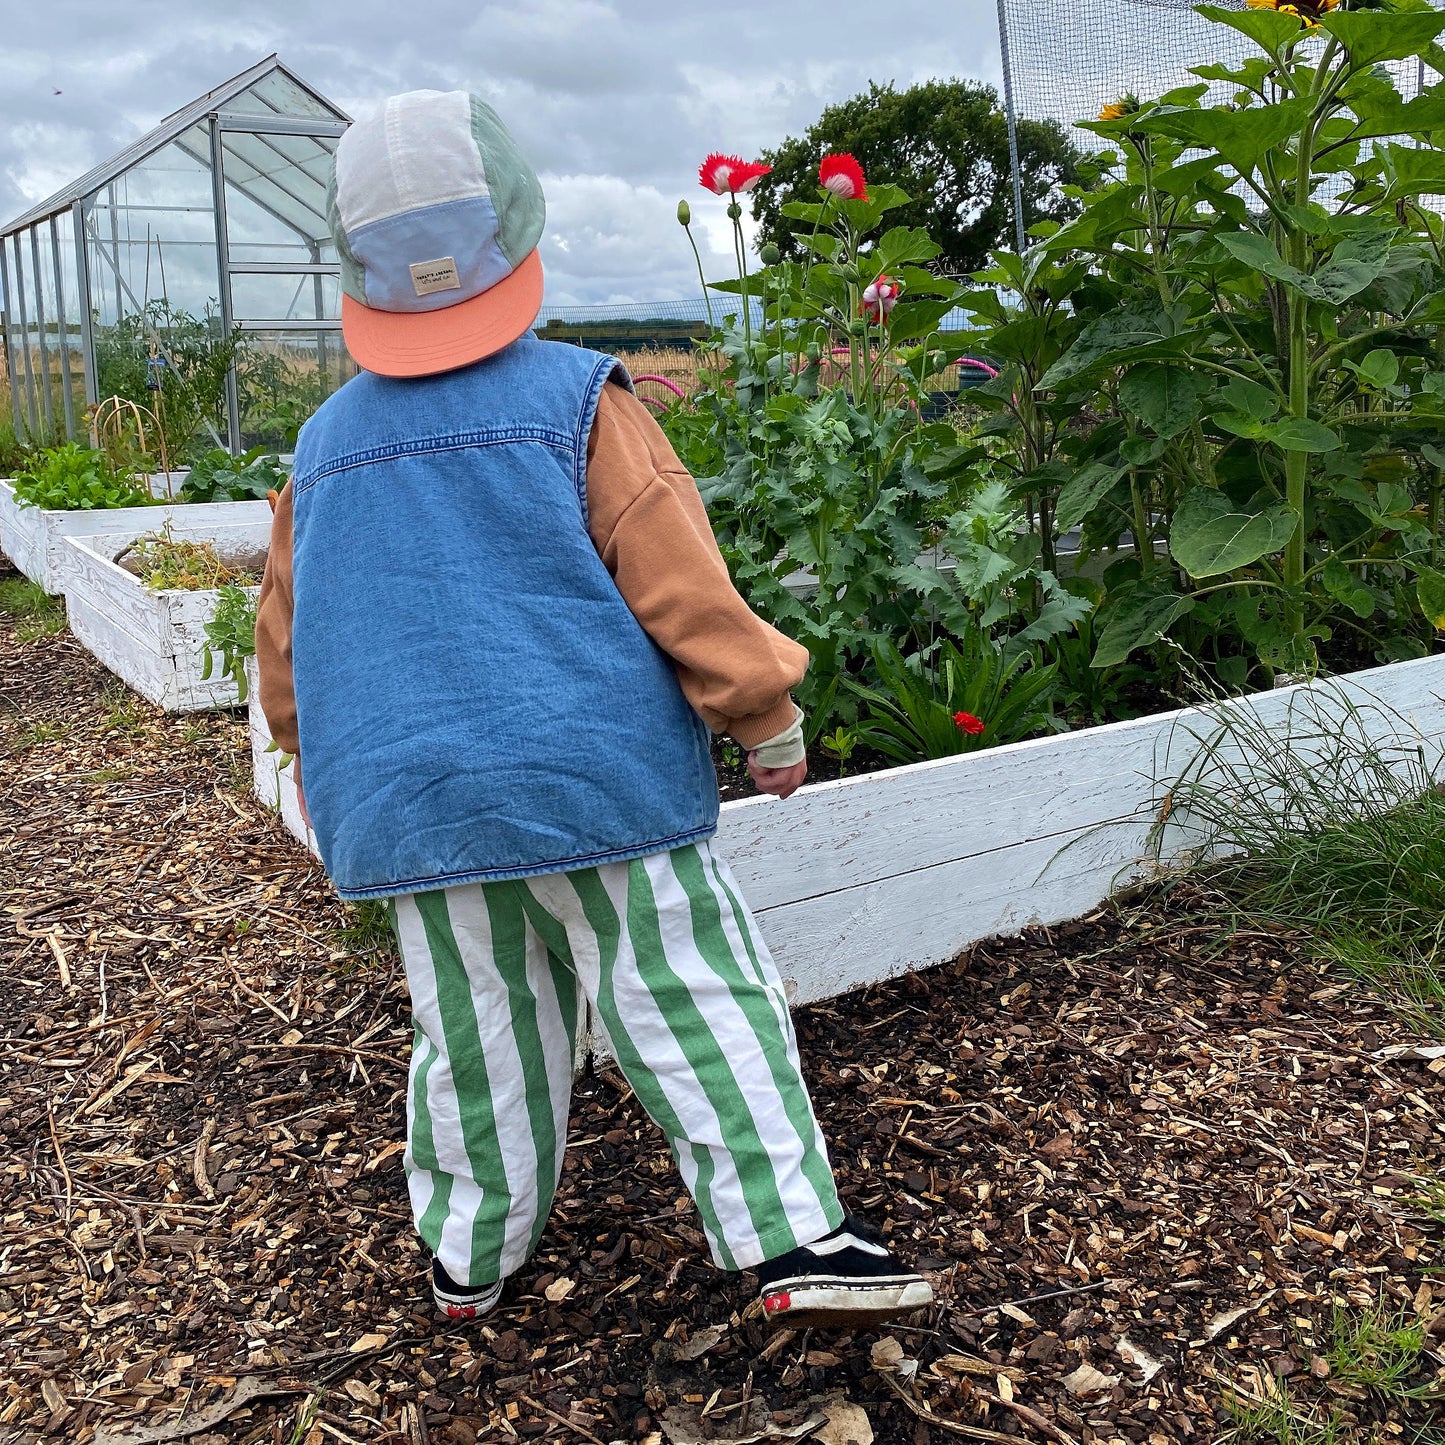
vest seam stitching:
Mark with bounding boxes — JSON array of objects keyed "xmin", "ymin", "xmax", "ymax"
[{"xmin": 293, "ymin": 429, "xmax": 576, "ymax": 491}]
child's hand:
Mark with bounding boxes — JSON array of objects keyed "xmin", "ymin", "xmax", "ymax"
[{"xmin": 747, "ymin": 754, "xmax": 808, "ymax": 800}]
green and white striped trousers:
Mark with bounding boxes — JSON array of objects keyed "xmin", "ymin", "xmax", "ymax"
[{"xmin": 391, "ymin": 839, "xmax": 843, "ymax": 1287}]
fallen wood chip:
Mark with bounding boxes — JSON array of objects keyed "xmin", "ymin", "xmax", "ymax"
[
  {"xmin": 929, "ymin": 1354, "xmax": 1027, "ymax": 1384},
  {"xmin": 191, "ymin": 1117, "xmax": 217, "ymax": 1200},
  {"xmin": 658, "ymin": 1401, "xmax": 824, "ymax": 1443},
  {"xmin": 1116, "ymin": 1336, "xmax": 1166, "ymax": 1384},
  {"xmin": 654, "ymin": 1322, "xmax": 728, "ymax": 1363},
  {"xmin": 92, "ymin": 1378, "xmax": 303, "ymax": 1445},
  {"xmin": 811, "ymin": 1393, "xmax": 873, "ymax": 1445},
  {"xmin": 1199, "ymin": 1294, "xmax": 1275, "ymax": 1344},
  {"xmin": 1061, "ymin": 1363, "xmax": 1120, "ymax": 1397}
]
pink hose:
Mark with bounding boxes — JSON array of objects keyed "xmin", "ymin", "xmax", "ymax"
[{"xmin": 633, "ymin": 373, "xmax": 687, "ymax": 399}]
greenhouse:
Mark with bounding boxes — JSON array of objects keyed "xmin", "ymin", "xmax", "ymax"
[{"xmin": 0, "ymin": 56, "xmax": 351, "ymax": 454}]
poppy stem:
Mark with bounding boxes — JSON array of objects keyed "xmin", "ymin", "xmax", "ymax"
[
  {"xmin": 683, "ymin": 221, "xmax": 716, "ymax": 332},
  {"xmin": 732, "ymin": 212, "xmax": 753, "ymax": 357}
]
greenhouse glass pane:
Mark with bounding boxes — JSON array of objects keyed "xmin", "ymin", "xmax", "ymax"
[
  {"xmin": 228, "ymin": 70, "xmax": 341, "ymax": 121},
  {"xmin": 219, "ymin": 130, "xmax": 337, "ymax": 260},
  {"xmin": 30, "ymin": 220, "xmax": 62, "ymax": 434},
  {"xmin": 84, "ymin": 128, "xmax": 220, "ymax": 321},
  {"xmin": 2, "ymin": 249, "xmax": 28, "ymax": 440},
  {"xmin": 52, "ymin": 212, "xmax": 86, "ymax": 426},
  {"xmin": 237, "ymin": 326, "xmax": 353, "ymax": 451},
  {"xmin": 230, "ymin": 271, "xmax": 339, "ymax": 323},
  {"xmin": 9, "ymin": 230, "xmax": 42, "ymax": 439}
]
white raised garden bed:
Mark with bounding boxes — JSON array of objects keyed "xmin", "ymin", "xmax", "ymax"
[
  {"xmin": 62, "ymin": 520, "xmax": 271, "ymax": 712},
  {"xmin": 245, "ymin": 658, "xmax": 318, "ymax": 852},
  {"xmin": 0, "ymin": 476, "xmax": 270, "ymax": 594},
  {"xmin": 246, "ymin": 651, "xmax": 1445, "ymax": 1005}
]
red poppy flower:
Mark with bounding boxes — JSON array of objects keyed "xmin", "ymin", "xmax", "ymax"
[
  {"xmin": 953, "ymin": 711, "xmax": 986, "ymax": 735},
  {"xmin": 699, "ymin": 153, "xmax": 771, "ymax": 195},
  {"xmin": 819, "ymin": 152, "xmax": 868, "ymax": 202}
]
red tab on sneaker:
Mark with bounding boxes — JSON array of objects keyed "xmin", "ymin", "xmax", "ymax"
[{"xmin": 763, "ymin": 1291, "xmax": 792, "ymax": 1314}]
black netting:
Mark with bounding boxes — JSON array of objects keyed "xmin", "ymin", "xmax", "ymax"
[{"xmin": 998, "ymin": 0, "xmax": 1432, "ymax": 146}]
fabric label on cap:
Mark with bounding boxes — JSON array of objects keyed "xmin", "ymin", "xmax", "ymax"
[{"xmin": 409, "ymin": 257, "xmax": 463, "ymax": 296}]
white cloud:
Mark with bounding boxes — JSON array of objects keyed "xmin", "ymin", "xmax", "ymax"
[
  {"xmin": 537, "ymin": 172, "xmax": 737, "ymax": 306},
  {"xmin": 0, "ymin": 0, "xmax": 1005, "ymax": 304}
]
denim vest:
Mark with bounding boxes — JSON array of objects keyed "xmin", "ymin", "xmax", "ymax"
[{"xmin": 288, "ymin": 335, "xmax": 720, "ymax": 899}]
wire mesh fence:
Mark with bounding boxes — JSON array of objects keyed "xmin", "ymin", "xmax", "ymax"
[{"xmin": 997, "ymin": 0, "xmax": 1433, "ymax": 148}]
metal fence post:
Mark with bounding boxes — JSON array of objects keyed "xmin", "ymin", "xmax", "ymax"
[{"xmin": 997, "ymin": 0, "xmax": 1029, "ymax": 254}]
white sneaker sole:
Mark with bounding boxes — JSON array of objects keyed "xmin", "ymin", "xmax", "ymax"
[
  {"xmin": 760, "ymin": 1277, "xmax": 934, "ymax": 1328},
  {"xmin": 432, "ymin": 1278, "xmax": 503, "ymax": 1320}
]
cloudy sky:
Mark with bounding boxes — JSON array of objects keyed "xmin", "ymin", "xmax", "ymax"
[{"xmin": 0, "ymin": 0, "xmax": 1004, "ymax": 307}]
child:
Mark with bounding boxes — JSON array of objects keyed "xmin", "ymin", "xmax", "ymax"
[{"xmin": 255, "ymin": 89, "xmax": 932, "ymax": 1329}]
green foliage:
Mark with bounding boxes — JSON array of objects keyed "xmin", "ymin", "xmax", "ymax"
[
  {"xmin": 328, "ymin": 901, "xmax": 399, "ymax": 973},
  {"xmin": 12, "ymin": 443, "xmax": 151, "ymax": 511},
  {"xmin": 94, "ymin": 300, "xmax": 240, "ymax": 464},
  {"xmin": 178, "ymin": 448, "xmax": 288, "ymax": 504},
  {"xmin": 670, "ymin": 177, "xmax": 1097, "ymax": 746},
  {"xmin": 0, "ymin": 418, "xmax": 28, "ymax": 475},
  {"xmin": 200, "ymin": 584, "xmax": 258, "ymax": 700},
  {"xmin": 846, "ymin": 633, "xmax": 1061, "ymax": 762},
  {"xmin": 818, "ymin": 725, "xmax": 860, "ymax": 774},
  {"xmin": 120, "ymin": 526, "xmax": 261, "ymax": 593},
  {"xmin": 972, "ymin": 2, "xmax": 1445, "ymax": 679},
  {"xmin": 238, "ymin": 349, "xmax": 329, "ymax": 450},
  {"xmin": 0, "ymin": 577, "xmax": 66, "ymax": 641},
  {"xmin": 749, "ymin": 79, "xmax": 1093, "ymax": 277}
]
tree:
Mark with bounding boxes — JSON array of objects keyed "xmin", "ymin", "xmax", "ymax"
[{"xmin": 751, "ymin": 79, "xmax": 1091, "ymax": 276}]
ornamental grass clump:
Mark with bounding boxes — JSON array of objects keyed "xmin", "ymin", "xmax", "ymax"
[{"xmin": 1157, "ymin": 685, "xmax": 1445, "ymax": 1037}]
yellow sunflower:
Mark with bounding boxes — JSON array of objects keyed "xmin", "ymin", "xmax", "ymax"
[
  {"xmin": 1245, "ymin": 0, "xmax": 1339, "ymax": 23},
  {"xmin": 1098, "ymin": 92, "xmax": 1141, "ymax": 122}
]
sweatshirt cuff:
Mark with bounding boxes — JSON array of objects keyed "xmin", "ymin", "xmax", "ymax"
[
  {"xmin": 748, "ymin": 704, "xmax": 805, "ymax": 768},
  {"xmin": 729, "ymin": 695, "xmax": 803, "ymax": 750}
]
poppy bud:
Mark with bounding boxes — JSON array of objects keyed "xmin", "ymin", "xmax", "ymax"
[
  {"xmin": 850, "ymin": 319, "xmax": 868, "ymax": 338},
  {"xmin": 759, "ymin": 242, "xmax": 780, "ymax": 265},
  {"xmin": 677, "ymin": 199, "xmax": 692, "ymax": 226},
  {"xmin": 727, "ymin": 201, "xmax": 743, "ymax": 221}
]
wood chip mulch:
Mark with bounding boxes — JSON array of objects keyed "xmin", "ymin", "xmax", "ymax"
[{"xmin": 3, "ymin": 579, "xmax": 1444, "ymax": 1445}]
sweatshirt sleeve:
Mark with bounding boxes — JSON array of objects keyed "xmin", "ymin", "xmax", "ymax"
[
  {"xmin": 255, "ymin": 480, "xmax": 300, "ymax": 761},
  {"xmin": 585, "ymin": 380, "xmax": 808, "ymax": 749}
]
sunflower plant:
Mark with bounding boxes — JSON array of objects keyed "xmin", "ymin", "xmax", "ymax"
[{"xmin": 971, "ymin": 0, "xmax": 1445, "ymax": 685}]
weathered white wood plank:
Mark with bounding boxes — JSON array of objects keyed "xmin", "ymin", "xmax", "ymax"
[
  {"xmin": 62, "ymin": 523, "xmax": 270, "ymax": 711},
  {"xmin": 247, "ymin": 659, "xmax": 318, "ymax": 850},
  {"xmin": 247, "ymin": 651, "xmax": 1445, "ymax": 1006},
  {"xmin": 716, "ymin": 652, "xmax": 1445, "ymax": 912},
  {"xmin": 0, "ymin": 480, "xmax": 270, "ymax": 594}
]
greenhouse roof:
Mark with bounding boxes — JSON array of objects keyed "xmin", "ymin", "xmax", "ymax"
[{"xmin": 1, "ymin": 55, "xmax": 349, "ymax": 238}]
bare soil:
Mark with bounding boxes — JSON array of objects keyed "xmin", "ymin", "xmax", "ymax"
[{"xmin": 2, "ymin": 569, "xmax": 1443, "ymax": 1444}]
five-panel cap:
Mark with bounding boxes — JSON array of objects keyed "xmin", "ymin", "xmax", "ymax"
[{"xmin": 327, "ymin": 90, "xmax": 546, "ymax": 377}]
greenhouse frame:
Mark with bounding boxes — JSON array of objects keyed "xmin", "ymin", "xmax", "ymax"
[{"xmin": 0, "ymin": 56, "xmax": 352, "ymax": 454}]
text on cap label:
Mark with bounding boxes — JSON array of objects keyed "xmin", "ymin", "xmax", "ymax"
[{"xmin": 409, "ymin": 257, "xmax": 463, "ymax": 296}]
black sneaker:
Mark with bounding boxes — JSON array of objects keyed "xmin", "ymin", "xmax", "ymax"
[
  {"xmin": 755, "ymin": 1215, "xmax": 934, "ymax": 1328},
  {"xmin": 431, "ymin": 1257, "xmax": 503, "ymax": 1321}
]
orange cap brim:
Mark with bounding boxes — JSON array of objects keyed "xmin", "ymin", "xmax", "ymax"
[{"xmin": 341, "ymin": 248, "xmax": 545, "ymax": 378}]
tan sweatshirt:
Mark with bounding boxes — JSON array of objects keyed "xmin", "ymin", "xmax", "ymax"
[{"xmin": 255, "ymin": 379, "xmax": 809, "ymax": 784}]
